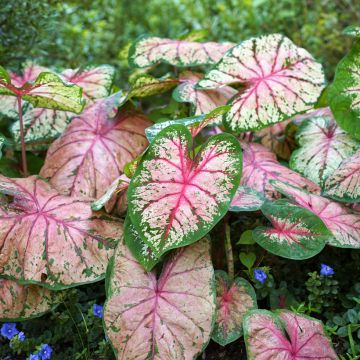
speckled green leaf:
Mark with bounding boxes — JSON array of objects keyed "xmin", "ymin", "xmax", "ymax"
[{"xmin": 343, "ymin": 25, "xmax": 360, "ymax": 37}]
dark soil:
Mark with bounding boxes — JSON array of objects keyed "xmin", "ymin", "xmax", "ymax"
[{"xmin": 202, "ymin": 339, "xmax": 247, "ymax": 360}]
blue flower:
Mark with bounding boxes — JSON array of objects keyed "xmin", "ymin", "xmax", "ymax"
[
  {"xmin": 320, "ymin": 263, "xmax": 334, "ymax": 276},
  {"xmin": 39, "ymin": 344, "xmax": 53, "ymax": 360},
  {"xmin": 29, "ymin": 354, "xmax": 40, "ymax": 360},
  {"xmin": 1, "ymin": 323, "xmax": 19, "ymax": 340},
  {"xmin": 93, "ymin": 304, "xmax": 103, "ymax": 318},
  {"xmin": 254, "ymin": 269, "xmax": 267, "ymax": 284},
  {"xmin": 18, "ymin": 331, "xmax": 25, "ymax": 342}
]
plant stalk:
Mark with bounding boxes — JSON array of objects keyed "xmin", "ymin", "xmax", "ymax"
[
  {"xmin": 17, "ymin": 96, "xmax": 28, "ymax": 176},
  {"xmin": 225, "ymin": 222, "xmax": 234, "ymax": 280}
]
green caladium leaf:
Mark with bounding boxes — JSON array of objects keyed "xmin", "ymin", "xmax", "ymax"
[
  {"xmin": 124, "ymin": 216, "xmax": 160, "ymax": 271},
  {"xmin": 0, "ymin": 279, "xmax": 59, "ymax": 321},
  {"xmin": 230, "ymin": 186, "xmax": 265, "ymax": 212},
  {"xmin": 253, "ymin": 199, "xmax": 331, "ymax": 259},
  {"xmin": 343, "ymin": 25, "xmax": 360, "ymax": 37},
  {"xmin": 212, "ymin": 271, "xmax": 257, "ymax": 346},
  {"xmin": 197, "ymin": 34, "xmax": 325, "ymax": 133},
  {"xmin": 128, "ymin": 124, "xmax": 242, "ymax": 257},
  {"xmin": 129, "ymin": 35, "xmax": 235, "ymax": 68},
  {"xmin": 290, "ymin": 115, "xmax": 360, "ymax": 186},
  {"xmin": 328, "ymin": 40, "xmax": 360, "ymax": 139}
]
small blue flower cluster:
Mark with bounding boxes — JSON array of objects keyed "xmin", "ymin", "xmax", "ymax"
[
  {"xmin": 0, "ymin": 323, "xmax": 53, "ymax": 359},
  {"xmin": 320, "ymin": 263, "xmax": 335, "ymax": 276},
  {"xmin": 93, "ymin": 303, "xmax": 103, "ymax": 318},
  {"xmin": 253, "ymin": 268, "xmax": 267, "ymax": 284}
]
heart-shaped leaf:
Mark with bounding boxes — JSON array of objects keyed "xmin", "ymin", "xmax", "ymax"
[
  {"xmin": 239, "ymin": 252, "xmax": 257, "ymax": 269},
  {"xmin": 129, "ymin": 35, "xmax": 234, "ymax": 68},
  {"xmin": 253, "ymin": 199, "xmax": 330, "ymax": 259},
  {"xmin": 128, "ymin": 124, "xmax": 242, "ymax": 257},
  {"xmin": 0, "ymin": 175, "xmax": 123, "ymax": 289},
  {"xmin": 272, "ymin": 180, "xmax": 360, "ymax": 248},
  {"xmin": 197, "ymin": 34, "xmax": 325, "ymax": 133},
  {"xmin": 243, "ymin": 310, "xmax": 338, "ymax": 359},
  {"xmin": 212, "ymin": 271, "xmax": 257, "ymax": 346},
  {"xmin": 324, "ymin": 148, "xmax": 360, "ymax": 202},
  {"xmin": 240, "ymin": 142, "xmax": 320, "ymax": 199},
  {"xmin": 329, "ymin": 40, "xmax": 360, "ymax": 139},
  {"xmin": 230, "ymin": 186, "xmax": 265, "ymax": 212},
  {"xmin": 290, "ymin": 115, "xmax": 360, "ymax": 185},
  {"xmin": 0, "ymin": 279, "xmax": 58, "ymax": 321},
  {"xmin": 173, "ymin": 71, "xmax": 236, "ymax": 116},
  {"xmin": 40, "ymin": 94, "xmax": 151, "ymax": 199},
  {"xmin": 104, "ymin": 238, "xmax": 215, "ymax": 359}
]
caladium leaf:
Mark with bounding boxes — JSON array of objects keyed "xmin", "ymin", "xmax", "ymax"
[
  {"xmin": 230, "ymin": 186, "xmax": 265, "ymax": 212},
  {"xmin": 0, "ymin": 175, "xmax": 124, "ymax": 289},
  {"xmin": 104, "ymin": 238, "xmax": 215, "ymax": 360},
  {"xmin": 197, "ymin": 34, "xmax": 325, "ymax": 133},
  {"xmin": 240, "ymin": 142, "xmax": 320, "ymax": 199},
  {"xmin": 343, "ymin": 25, "xmax": 360, "ymax": 37},
  {"xmin": 253, "ymin": 199, "xmax": 330, "ymax": 259},
  {"xmin": 290, "ymin": 115, "xmax": 360, "ymax": 185},
  {"xmin": 243, "ymin": 310, "xmax": 338, "ymax": 360},
  {"xmin": 329, "ymin": 41, "xmax": 360, "ymax": 139},
  {"xmin": 324, "ymin": 148, "xmax": 360, "ymax": 202},
  {"xmin": 40, "ymin": 94, "xmax": 151, "ymax": 199},
  {"xmin": 272, "ymin": 180, "xmax": 360, "ymax": 248},
  {"xmin": 129, "ymin": 35, "xmax": 235, "ymax": 68},
  {"xmin": 124, "ymin": 216, "xmax": 160, "ymax": 271},
  {"xmin": 128, "ymin": 124, "xmax": 242, "ymax": 257},
  {"xmin": 173, "ymin": 71, "xmax": 236, "ymax": 116},
  {"xmin": 212, "ymin": 270, "xmax": 257, "ymax": 346},
  {"xmin": 0, "ymin": 279, "xmax": 58, "ymax": 321}
]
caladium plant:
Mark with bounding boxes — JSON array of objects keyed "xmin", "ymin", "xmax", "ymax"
[{"xmin": 104, "ymin": 238, "xmax": 215, "ymax": 359}]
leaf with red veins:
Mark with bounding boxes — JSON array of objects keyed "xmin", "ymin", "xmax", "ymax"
[
  {"xmin": 290, "ymin": 115, "xmax": 360, "ymax": 186},
  {"xmin": 324, "ymin": 149, "xmax": 360, "ymax": 203},
  {"xmin": 230, "ymin": 186, "xmax": 265, "ymax": 212},
  {"xmin": 0, "ymin": 175, "xmax": 123, "ymax": 289},
  {"xmin": 173, "ymin": 71, "xmax": 236, "ymax": 116},
  {"xmin": 240, "ymin": 142, "xmax": 320, "ymax": 200},
  {"xmin": 197, "ymin": 34, "xmax": 325, "ymax": 133},
  {"xmin": 253, "ymin": 199, "xmax": 330, "ymax": 259},
  {"xmin": 104, "ymin": 238, "xmax": 215, "ymax": 360},
  {"xmin": 129, "ymin": 35, "xmax": 235, "ymax": 68},
  {"xmin": 271, "ymin": 180, "xmax": 360, "ymax": 248},
  {"xmin": 128, "ymin": 124, "xmax": 242, "ymax": 257},
  {"xmin": 0, "ymin": 279, "xmax": 59, "ymax": 321},
  {"xmin": 243, "ymin": 310, "xmax": 338, "ymax": 360},
  {"xmin": 212, "ymin": 271, "xmax": 257, "ymax": 346},
  {"xmin": 40, "ymin": 95, "xmax": 151, "ymax": 199}
]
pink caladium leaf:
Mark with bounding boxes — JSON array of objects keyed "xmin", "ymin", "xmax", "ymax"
[
  {"xmin": 0, "ymin": 175, "xmax": 124, "ymax": 289},
  {"xmin": 243, "ymin": 310, "xmax": 338, "ymax": 360},
  {"xmin": 127, "ymin": 124, "xmax": 242, "ymax": 257},
  {"xmin": 230, "ymin": 186, "xmax": 265, "ymax": 212},
  {"xmin": 290, "ymin": 115, "xmax": 360, "ymax": 186},
  {"xmin": 40, "ymin": 94, "xmax": 151, "ymax": 199},
  {"xmin": 197, "ymin": 34, "xmax": 325, "ymax": 133},
  {"xmin": 129, "ymin": 35, "xmax": 235, "ymax": 68},
  {"xmin": 271, "ymin": 180, "xmax": 360, "ymax": 248},
  {"xmin": 324, "ymin": 149, "xmax": 360, "ymax": 203},
  {"xmin": 104, "ymin": 238, "xmax": 215, "ymax": 360},
  {"xmin": 253, "ymin": 199, "xmax": 330, "ymax": 259},
  {"xmin": 0, "ymin": 279, "xmax": 58, "ymax": 321},
  {"xmin": 240, "ymin": 142, "xmax": 320, "ymax": 199},
  {"xmin": 212, "ymin": 270, "xmax": 257, "ymax": 346},
  {"xmin": 173, "ymin": 71, "xmax": 236, "ymax": 116}
]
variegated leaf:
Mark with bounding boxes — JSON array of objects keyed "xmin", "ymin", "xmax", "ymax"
[
  {"xmin": 230, "ymin": 186, "xmax": 265, "ymax": 212},
  {"xmin": 0, "ymin": 279, "xmax": 58, "ymax": 321},
  {"xmin": 272, "ymin": 180, "xmax": 360, "ymax": 248},
  {"xmin": 343, "ymin": 25, "xmax": 360, "ymax": 37},
  {"xmin": 212, "ymin": 270, "xmax": 257, "ymax": 346},
  {"xmin": 290, "ymin": 115, "xmax": 360, "ymax": 185},
  {"xmin": 129, "ymin": 35, "xmax": 235, "ymax": 68},
  {"xmin": 197, "ymin": 34, "xmax": 325, "ymax": 133},
  {"xmin": 254, "ymin": 199, "xmax": 330, "ymax": 259},
  {"xmin": 329, "ymin": 40, "xmax": 360, "ymax": 139},
  {"xmin": 240, "ymin": 142, "xmax": 320, "ymax": 199},
  {"xmin": 324, "ymin": 148, "xmax": 360, "ymax": 202},
  {"xmin": 173, "ymin": 71, "xmax": 236, "ymax": 116},
  {"xmin": 128, "ymin": 124, "xmax": 242, "ymax": 257},
  {"xmin": 104, "ymin": 238, "xmax": 215, "ymax": 360},
  {"xmin": 40, "ymin": 94, "xmax": 151, "ymax": 199},
  {"xmin": 0, "ymin": 175, "xmax": 124, "ymax": 289},
  {"xmin": 243, "ymin": 310, "xmax": 338, "ymax": 360}
]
